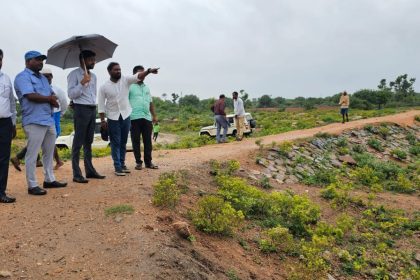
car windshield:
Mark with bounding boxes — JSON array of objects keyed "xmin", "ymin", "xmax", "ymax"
[{"xmin": 94, "ymin": 123, "xmax": 101, "ymax": 134}]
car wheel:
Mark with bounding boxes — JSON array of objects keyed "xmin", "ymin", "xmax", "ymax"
[
  {"xmin": 232, "ymin": 130, "xmax": 237, "ymax": 136},
  {"xmin": 200, "ymin": 132, "xmax": 211, "ymax": 136}
]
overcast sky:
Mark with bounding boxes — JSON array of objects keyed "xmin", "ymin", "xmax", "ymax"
[{"xmin": 1, "ymin": 0, "xmax": 419, "ymax": 100}]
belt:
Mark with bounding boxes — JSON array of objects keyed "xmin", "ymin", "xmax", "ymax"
[{"xmin": 74, "ymin": 103, "xmax": 96, "ymax": 108}]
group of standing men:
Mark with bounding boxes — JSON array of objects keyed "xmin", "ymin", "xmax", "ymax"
[
  {"xmin": 213, "ymin": 91, "xmax": 246, "ymax": 143},
  {"xmin": 0, "ymin": 49, "xmax": 159, "ymax": 203}
]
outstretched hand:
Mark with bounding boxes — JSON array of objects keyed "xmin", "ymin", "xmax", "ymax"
[{"xmin": 149, "ymin": 68, "xmax": 159, "ymax": 74}]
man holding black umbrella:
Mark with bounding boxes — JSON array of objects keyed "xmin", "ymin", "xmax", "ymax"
[{"xmin": 67, "ymin": 50, "xmax": 105, "ymax": 183}]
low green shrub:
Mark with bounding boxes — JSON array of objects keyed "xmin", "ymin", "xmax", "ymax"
[
  {"xmin": 303, "ymin": 168, "xmax": 337, "ymax": 186},
  {"xmin": 338, "ymin": 147, "xmax": 350, "ymax": 155},
  {"xmin": 364, "ymin": 124, "xmax": 375, "ymax": 133},
  {"xmin": 409, "ymin": 144, "xmax": 420, "ymax": 155},
  {"xmin": 192, "ymin": 195, "xmax": 244, "ymax": 235},
  {"xmin": 378, "ymin": 126, "xmax": 390, "ymax": 139},
  {"xmin": 276, "ymin": 141, "xmax": 293, "ymax": 156},
  {"xmin": 385, "ymin": 174, "xmax": 417, "ymax": 193},
  {"xmin": 351, "ymin": 166, "xmax": 379, "ymax": 187},
  {"xmin": 259, "ymin": 226, "xmax": 295, "ymax": 254},
  {"xmin": 264, "ymin": 191, "xmax": 321, "ymax": 237},
  {"xmin": 259, "ymin": 175, "xmax": 272, "ymax": 189},
  {"xmin": 367, "ymin": 138, "xmax": 384, "ymax": 152},
  {"xmin": 210, "ymin": 159, "xmax": 240, "ymax": 176},
  {"xmin": 217, "ymin": 175, "xmax": 266, "ymax": 216},
  {"xmin": 391, "ymin": 149, "xmax": 407, "ymax": 160},
  {"xmin": 337, "ymin": 137, "xmax": 348, "ymax": 147},
  {"xmin": 352, "ymin": 144, "xmax": 366, "ymax": 154},
  {"xmin": 152, "ymin": 171, "xmax": 188, "ymax": 208},
  {"xmin": 320, "ymin": 181, "xmax": 355, "ymax": 207},
  {"xmin": 314, "ymin": 132, "xmax": 332, "ymax": 138},
  {"xmin": 105, "ymin": 204, "xmax": 134, "ymax": 216},
  {"xmin": 405, "ymin": 133, "xmax": 416, "ymax": 145}
]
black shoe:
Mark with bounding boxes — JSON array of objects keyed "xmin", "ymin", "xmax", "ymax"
[
  {"xmin": 114, "ymin": 170, "xmax": 126, "ymax": 176},
  {"xmin": 145, "ymin": 163, "xmax": 159, "ymax": 169},
  {"xmin": 135, "ymin": 163, "xmax": 143, "ymax": 170},
  {"xmin": 10, "ymin": 157, "xmax": 22, "ymax": 172},
  {"xmin": 121, "ymin": 166, "xmax": 131, "ymax": 173},
  {"xmin": 28, "ymin": 186, "xmax": 47, "ymax": 195},
  {"xmin": 73, "ymin": 177, "xmax": 89, "ymax": 183},
  {"xmin": 43, "ymin": 181, "xmax": 68, "ymax": 188},
  {"xmin": 0, "ymin": 195, "xmax": 16, "ymax": 203},
  {"xmin": 86, "ymin": 173, "xmax": 106, "ymax": 179}
]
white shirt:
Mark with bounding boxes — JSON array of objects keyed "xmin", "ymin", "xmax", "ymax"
[
  {"xmin": 98, "ymin": 74, "xmax": 139, "ymax": 120},
  {"xmin": 233, "ymin": 97, "xmax": 245, "ymax": 116},
  {"xmin": 52, "ymin": 85, "xmax": 68, "ymax": 115},
  {"xmin": 0, "ymin": 71, "xmax": 17, "ymax": 125}
]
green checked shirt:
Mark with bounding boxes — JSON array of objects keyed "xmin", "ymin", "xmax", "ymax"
[{"xmin": 129, "ymin": 83, "xmax": 152, "ymax": 121}]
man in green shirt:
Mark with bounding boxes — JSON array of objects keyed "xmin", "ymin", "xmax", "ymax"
[
  {"xmin": 153, "ymin": 122, "xmax": 160, "ymax": 142},
  {"xmin": 129, "ymin": 65, "xmax": 158, "ymax": 170}
]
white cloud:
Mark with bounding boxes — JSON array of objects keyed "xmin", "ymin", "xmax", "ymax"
[{"xmin": 1, "ymin": 0, "xmax": 420, "ymax": 99}]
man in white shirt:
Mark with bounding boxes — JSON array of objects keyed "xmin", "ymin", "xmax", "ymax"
[
  {"xmin": 232, "ymin": 91, "xmax": 245, "ymax": 141},
  {"xmin": 41, "ymin": 68, "xmax": 68, "ymax": 169},
  {"xmin": 98, "ymin": 62, "xmax": 158, "ymax": 176},
  {"xmin": 0, "ymin": 49, "xmax": 17, "ymax": 203}
]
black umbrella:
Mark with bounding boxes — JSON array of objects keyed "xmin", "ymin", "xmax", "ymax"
[{"xmin": 46, "ymin": 34, "xmax": 118, "ymax": 70}]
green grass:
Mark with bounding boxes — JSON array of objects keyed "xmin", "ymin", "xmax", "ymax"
[{"xmin": 104, "ymin": 204, "xmax": 135, "ymax": 216}]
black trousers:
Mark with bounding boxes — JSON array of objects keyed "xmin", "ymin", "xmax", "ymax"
[
  {"xmin": 0, "ymin": 118, "xmax": 12, "ymax": 195},
  {"xmin": 71, "ymin": 104, "xmax": 97, "ymax": 178},
  {"xmin": 16, "ymin": 146, "xmax": 40, "ymax": 161},
  {"xmin": 130, "ymin": 118, "xmax": 153, "ymax": 165}
]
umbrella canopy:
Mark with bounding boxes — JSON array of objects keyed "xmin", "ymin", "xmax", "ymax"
[{"xmin": 46, "ymin": 34, "xmax": 118, "ymax": 69}]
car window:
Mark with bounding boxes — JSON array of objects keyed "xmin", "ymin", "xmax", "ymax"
[
  {"xmin": 94, "ymin": 123, "xmax": 101, "ymax": 134},
  {"xmin": 228, "ymin": 117, "xmax": 234, "ymax": 124}
]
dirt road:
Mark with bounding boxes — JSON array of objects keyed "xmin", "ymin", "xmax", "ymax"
[{"xmin": 0, "ymin": 110, "xmax": 418, "ymax": 280}]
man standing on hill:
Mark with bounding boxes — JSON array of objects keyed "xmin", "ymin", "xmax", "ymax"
[
  {"xmin": 41, "ymin": 68, "xmax": 68, "ymax": 169},
  {"xmin": 0, "ymin": 49, "xmax": 17, "ymax": 203},
  {"xmin": 339, "ymin": 91, "xmax": 350, "ymax": 123},
  {"xmin": 14, "ymin": 50, "xmax": 67, "ymax": 196},
  {"xmin": 10, "ymin": 68, "xmax": 68, "ymax": 171},
  {"xmin": 129, "ymin": 65, "xmax": 159, "ymax": 170},
  {"xmin": 213, "ymin": 94, "xmax": 228, "ymax": 143},
  {"xmin": 98, "ymin": 63, "xmax": 158, "ymax": 176},
  {"xmin": 232, "ymin": 91, "xmax": 245, "ymax": 141},
  {"xmin": 67, "ymin": 50, "xmax": 105, "ymax": 183}
]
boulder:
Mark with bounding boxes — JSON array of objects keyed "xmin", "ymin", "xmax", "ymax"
[
  {"xmin": 338, "ymin": 155, "xmax": 357, "ymax": 165},
  {"xmin": 172, "ymin": 221, "xmax": 192, "ymax": 239}
]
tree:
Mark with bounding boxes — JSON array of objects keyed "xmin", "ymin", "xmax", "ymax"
[
  {"xmin": 179, "ymin": 94, "xmax": 200, "ymax": 107},
  {"xmin": 162, "ymin": 93, "xmax": 168, "ymax": 100},
  {"xmin": 353, "ymin": 89, "xmax": 391, "ymax": 109},
  {"xmin": 171, "ymin": 93, "xmax": 179, "ymax": 104},
  {"xmin": 389, "ymin": 74, "xmax": 416, "ymax": 97},
  {"xmin": 258, "ymin": 94, "xmax": 273, "ymax": 108},
  {"xmin": 239, "ymin": 89, "xmax": 249, "ymax": 103}
]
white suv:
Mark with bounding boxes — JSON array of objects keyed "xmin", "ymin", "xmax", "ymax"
[
  {"xmin": 199, "ymin": 112, "xmax": 256, "ymax": 137},
  {"xmin": 56, "ymin": 119, "xmax": 133, "ymax": 150}
]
